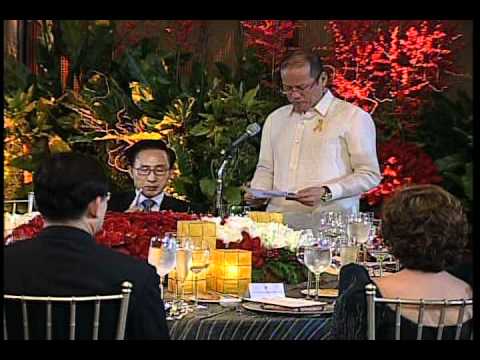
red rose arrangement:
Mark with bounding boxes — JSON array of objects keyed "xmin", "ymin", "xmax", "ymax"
[
  {"xmin": 216, "ymin": 230, "xmax": 304, "ymax": 284},
  {"xmin": 95, "ymin": 211, "xmax": 199, "ymax": 259},
  {"xmin": 5, "ymin": 211, "xmax": 199, "ymax": 261},
  {"xmin": 6, "ymin": 211, "xmax": 307, "ymax": 284},
  {"xmin": 363, "ymin": 137, "xmax": 442, "ymax": 207}
]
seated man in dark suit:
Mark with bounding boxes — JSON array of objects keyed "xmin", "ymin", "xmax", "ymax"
[
  {"xmin": 4, "ymin": 152, "xmax": 170, "ymax": 340},
  {"xmin": 108, "ymin": 140, "xmax": 191, "ymax": 213}
]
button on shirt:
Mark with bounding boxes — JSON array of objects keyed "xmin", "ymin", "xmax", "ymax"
[
  {"xmin": 130, "ymin": 191, "xmax": 165, "ymax": 212},
  {"xmin": 250, "ymin": 90, "xmax": 381, "ymax": 214}
]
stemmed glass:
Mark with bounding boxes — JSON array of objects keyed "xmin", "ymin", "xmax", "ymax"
[
  {"xmin": 148, "ymin": 232, "xmax": 177, "ymax": 300},
  {"xmin": 319, "ymin": 211, "xmax": 347, "ymax": 243},
  {"xmin": 370, "ymin": 248, "xmax": 391, "ymax": 277},
  {"xmin": 303, "ymin": 237, "xmax": 333, "ymax": 301},
  {"xmin": 368, "ymin": 219, "xmax": 382, "ymax": 248},
  {"xmin": 296, "ymin": 229, "xmax": 315, "ymax": 299},
  {"xmin": 175, "ymin": 237, "xmax": 194, "ymax": 307},
  {"xmin": 189, "ymin": 240, "xmax": 210, "ymax": 308},
  {"xmin": 347, "ymin": 212, "xmax": 372, "ymax": 263},
  {"xmin": 338, "ymin": 234, "xmax": 359, "ymax": 266}
]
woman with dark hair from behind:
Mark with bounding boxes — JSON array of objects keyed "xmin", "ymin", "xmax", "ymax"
[
  {"xmin": 331, "ymin": 184, "xmax": 472, "ymax": 340},
  {"xmin": 4, "ymin": 152, "xmax": 170, "ymax": 340}
]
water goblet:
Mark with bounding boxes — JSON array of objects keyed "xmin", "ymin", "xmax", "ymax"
[
  {"xmin": 296, "ymin": 229, "xmax": 315, "ymax": 299},
  {"xmin": 347, "ymin": 212, "xmax": 372, "ymax": 263},
  {"xmin": 189, "ymin": 240, "xmax": 210, "ymax": 308},
  {"xmin": 174, "ymin": 237, "xmax": 194, "ymax": 311},
  {"xmin": 148, "ymin": 232, "xmax": 177, "ymax": 300},
  {"xmin": 304, "ymin": 238, "xmax": 333, "ymax": 301}
]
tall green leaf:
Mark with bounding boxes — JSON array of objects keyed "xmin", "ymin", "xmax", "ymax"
[{"xmin": 199, "ymin": 177, "xmax": 216, "ymax": 198}]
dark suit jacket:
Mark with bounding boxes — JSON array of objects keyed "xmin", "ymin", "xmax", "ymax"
[
  {"xmin": 108, "ymin": 191, "xmax": 203, "ymax": 213},
  {"xmin": 4, "ymin": 226, "xmax": 170, "ymax": 340}
]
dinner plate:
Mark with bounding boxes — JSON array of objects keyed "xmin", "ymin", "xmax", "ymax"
[
  {"xmin": 241, "ymin": 301, "xmax": 334, "ymax": 316},
  {"xmin": 363, "ymin": 261, "xmax": 397, "ymax": 267},
  {"xmin": 300, "ymin": 288, "xmax": 339, "ymax": 297}
]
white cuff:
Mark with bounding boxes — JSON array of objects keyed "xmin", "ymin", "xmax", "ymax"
[{"xmin": 323, "ymin": 183, "xmax": 343, "ymax": 201}]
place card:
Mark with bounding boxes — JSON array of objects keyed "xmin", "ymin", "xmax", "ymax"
[{"xmin": 248, "ymin": 283, "xmax": 285, "ymax": 300}]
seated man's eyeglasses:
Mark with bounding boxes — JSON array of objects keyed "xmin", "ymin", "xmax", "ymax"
[
  {"xmin": 134, "ymin": 167, "xmax": 169, "ymax": 177},
  {"xmin": 281, "ymin": 76, "xmax": 320, "ymax": 95}
]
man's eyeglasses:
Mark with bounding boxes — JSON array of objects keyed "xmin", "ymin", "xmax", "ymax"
[
  {"xmin": 134, "ymin": 167, "xmax": 169, "ymax": 177},
  {"xmin": 281, "ymin": 77, "xmax": 319, "ymax": 95}
]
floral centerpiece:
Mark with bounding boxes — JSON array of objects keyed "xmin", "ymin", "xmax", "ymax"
[
  {"xmin": 6, "ymin": 211, "xmax": 308, "ymax": 284},
  {"xmin": 205, "ymin": 216, "xmax": 306, "ymax": 284},
  {"xmin": 4, "ymin": 211, "xmax": 199, "ymax": 260}
]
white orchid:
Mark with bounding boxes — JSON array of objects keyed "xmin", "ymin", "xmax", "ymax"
[{"xmin": 203, "ymin": 216, "xmax": 301, "ymax": 250}]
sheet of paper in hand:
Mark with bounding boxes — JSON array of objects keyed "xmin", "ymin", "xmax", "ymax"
[{"xmin": 249, "ymin": 189, "xmax": 297, "ymax": 199}]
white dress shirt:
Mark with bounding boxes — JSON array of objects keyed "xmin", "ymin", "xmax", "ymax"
[
  {"xmin": 129, "ymin": 190, "xmax": 165, "ymax": 212},
  {"xmin": 251, "ymin": 89, "xmax": 381, "ymax": 215}
]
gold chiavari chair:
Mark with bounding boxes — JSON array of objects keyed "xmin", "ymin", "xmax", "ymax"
[
  {"xmin": 3, "ymin": 281, "xmax": 133, "ymax": 340},
  {"xmin": 4, "ymin": 192, "xmax": 35, "ymax": 215},
  {"xmin": 365, "ymin": 283, "xmax": 473, "ymax": 340}
]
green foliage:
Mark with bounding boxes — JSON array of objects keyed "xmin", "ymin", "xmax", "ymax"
[
  {"xmin": 3, "ymin": 55, "xmax": 32, "ymax": 95},
  {"xmin": 415, "ymin": 91, "xmax": 473, "ymax": 212},
  {"xmin": 252, "ymin": 249, "xmax": 306, "ymax": 284},
  {"xmin": 172, "ymin": 79, "xmax": 277, "ymax": 210},
  {"xmin": 4, "ymin": 20, "xmax": 472, "ymax": 223}
]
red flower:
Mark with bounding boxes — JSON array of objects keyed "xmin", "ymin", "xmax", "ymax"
[
  {"xmin": 5, "ymin": 211, "xmax": 199, "ymax": 260},
  {"xmin": 363, "ymin": 137, "xmax": 442, "ymax": 207},
  {"xmin": 241, "ymin": 20, "xmax": 300, "ymax": 82},
  {"xmin": 325, "ymin": 20, "xmax": 463, "ymax": 129},
  {"xmin": 252, "ymin": 255, "xmax": 265, "ymax": 268}
]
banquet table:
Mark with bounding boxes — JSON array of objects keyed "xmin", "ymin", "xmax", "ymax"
[{"xmin": 166, "ymin": 281, "xmax": 336, "ymax": 340}]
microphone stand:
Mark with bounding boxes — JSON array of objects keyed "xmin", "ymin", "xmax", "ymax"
[{"xmin": 216, "ymin": 149, "xmax": 234, "ymax": 218}]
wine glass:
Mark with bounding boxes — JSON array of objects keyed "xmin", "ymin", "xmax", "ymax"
[
  {"xmin": 296, "ymin": 229, "xmax": 315, "ymax": 299},
  {"xmin": 369, "ymin": 248, "xmax": 391, "ymax": 277},
  {"xmin": 368, "ymin": 219, "xmax": 382, "ymax": 247},
  {"xmin": 338, "ymin": 234, "xmax": 359, "ymax": 266},
  {"xmin": 347, "ymin": 213, "xmax": 372, "ymax": 263},
  {"xmin": 148, "ymin": 232, "xmax": 177, "ymax": 300},
  {"xmin": 175, "ymin": 237, "xmax": 194, "ymax": 305},
  {"xmin": 189, "ymin": 240, "xmax": 210, "ymax": 308},
  {"xmin": 304, "ymin": 238, "xmax": 333, "ymax": 301},
  {"xmin": 321, "ymin": 211, "xmax": 347, "ymax": 243}
]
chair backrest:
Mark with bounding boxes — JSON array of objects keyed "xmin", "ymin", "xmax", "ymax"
[
  {"xmin": 4, "ymin": 192, "xmax": 35, "ymax": 215},
  {"xmin": 365, "ymin": 283, "xmax": 473, "ymax": 340},
  {"xmin": 3, "ymin": 281, "xmax": 133, "ymax": 340}
]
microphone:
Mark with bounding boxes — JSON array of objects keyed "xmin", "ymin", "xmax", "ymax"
[{"xmin": 228, "ymin": 123, "xmax": 261, "ymax": 151}]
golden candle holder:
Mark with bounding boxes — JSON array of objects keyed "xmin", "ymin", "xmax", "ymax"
[
  {"xmin": 247, "ymin": 211, "xmax": 284, "ymax": 224},
  {"xmin": 209, "ymin": 249, "xmax": 252, "ymax": 296},
  {"xmin": 177, "ymin": 220, "xmax": 217, "ymax": 250}
]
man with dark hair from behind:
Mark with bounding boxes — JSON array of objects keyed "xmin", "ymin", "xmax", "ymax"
[
  {"xmin": 4, "ymin": 152, "xmax": 170, "ymax": 340},
  {"xmin": 108, "ymin": 139, "xmax": 193, "ymax": 213}
]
